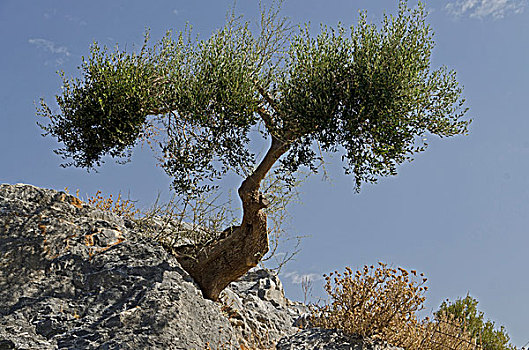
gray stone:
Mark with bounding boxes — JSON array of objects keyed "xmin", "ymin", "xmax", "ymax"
[
  {"xmin": 277, "ymin": 328, "xmax": 403, "ymax": 350},
  {"xmin": 0, "ymin": 184, "xmax": 239, "ymax": 349},
  {"xmin": 0, "ymin": 183, "xmax": 402, "ymax": 350},
  {"xmin": 221, "ymin": 268, "xmax": 308, "ymax": 348}
]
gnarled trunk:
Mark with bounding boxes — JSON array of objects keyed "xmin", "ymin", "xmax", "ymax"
[{"xmin": 175, "ymin": 137, "xmax": 289, "ymax": 300}]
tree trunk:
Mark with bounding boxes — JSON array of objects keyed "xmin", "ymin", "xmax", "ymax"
[{"xmin": 175, "ymin": 137, "xmax": 288, "ymax": 300}]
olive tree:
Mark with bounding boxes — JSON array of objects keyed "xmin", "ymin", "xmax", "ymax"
[{"xmin": 38, "ymin": 0, "xmax": 469, "ymax": 300}]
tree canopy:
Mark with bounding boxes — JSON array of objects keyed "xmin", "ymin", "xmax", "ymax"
[
  {"xmin": 38, "ymin": 0, "xmax": 469, "ymax": 196},
  {"xmin": 37, "ymin": 0, "xmax": 471, "ymax": 299}
]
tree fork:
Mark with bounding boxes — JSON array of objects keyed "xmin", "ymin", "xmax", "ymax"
[{"xmin": 175, "ymin": 137, "xmax": 289, "ymax": 300}]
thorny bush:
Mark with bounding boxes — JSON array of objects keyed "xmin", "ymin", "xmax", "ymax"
[
  {"xmin": 311, "ymin": 262, "xmax": 428, "ymax": 338},
  {"xmin": 86, "ymin": 190, "xmax": 140, "ymax": 219},
  {"xmin": 311, "ymin": 263, "xmax": 483, "ymax": 350}
]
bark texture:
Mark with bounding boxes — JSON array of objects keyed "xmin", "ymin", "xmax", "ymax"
[{"xmin": 175, "ymin": 137, "xmax": 289, "ymax": 300}]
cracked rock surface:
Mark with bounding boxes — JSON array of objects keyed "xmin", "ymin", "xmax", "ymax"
[
  {"xmin": 0, "ymin": 184, "xmax": 309, "ymax": 349},
  {"xmin": 221, "ymin": 268, "xmax": 307, "ymax": 348},
  {"xmin": 0, "ymin": 183, "xmax": 242, "ymax": 349},
  {"xmin": 0, "ymin": 183, "xmax": 402, "ymax": 350},
  {"xmin": 276, "ymin": 328, "xmax": 403, "ymax": 350}
]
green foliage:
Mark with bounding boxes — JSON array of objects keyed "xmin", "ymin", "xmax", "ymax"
[
  {"xmin": 278, "ymin": 1, "xmax": 469, "ymax": 187},
  {"xmin": 38, "ymin": 0, "xmax": 470, "ymax": 196},
  {"xmin": 436, "ymin": 295, "xmax": 515, "ymax": 350},
  {"xmin": 37, "ymin": 35, "xmax": 163, "ymax": 169}
]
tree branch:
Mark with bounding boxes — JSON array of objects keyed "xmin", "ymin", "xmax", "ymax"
[
  {"xmin": 256, "ymin": 106, "xmax": 276, "ymax": 131},
  {"xmin": 239, "ymin": 135, "xmax": 289, "ymax": 199},
  {"xmin": 254, "ymin": 80, "xmax": 280, "ymax": 112}
]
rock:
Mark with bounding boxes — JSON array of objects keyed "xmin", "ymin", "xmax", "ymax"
[
  {"xmin": 277, "ymin": 328, "xmax": 404, "ymax": 350},
  {"xmin": 0, "ymin": 184, "xmax": 238, "ymax": 349},
  {"xmin": 0, "ymin": 183, "xmax": 403, "ymax": 350},
  {"xmin": 0, "ymin": 183, "xmax": 307, "ymax": 349},
  {"xmin": 221, "ymin": 268, "xmax": 308, "ymax": 348}
]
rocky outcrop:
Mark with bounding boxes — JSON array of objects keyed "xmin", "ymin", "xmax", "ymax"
[
  {"xmin": 0, "ymin": 184, "xmax": 305, "ymax": 349},
  {"xmin": 221, "ymin": 269, "xmax": 307, "ymax": 348},
  {"xmin": 0, "ymin": 183, "xmax": 403, "ymax": 350},
  {"xmin": 0, "ymin": 184, "xmax": 237, "ymax": 349},
  {"xmin": 277, "ymin": 328, "xmax": 403, "ymax": 350}
]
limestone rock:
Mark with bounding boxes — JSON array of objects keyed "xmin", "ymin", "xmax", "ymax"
[
  {"xmin": 0, "ymin": 183, "xmax": 308, "ymax": 349},
  {"xmin": 277, "ymin": 328, "xmax": 404, "ymax": 350},
  {"xmin": 0, "ymin": 183, "xmax": 402, "ymax": 350},
  {"xmin": 222, "ymin": 268, "xmax": 307, "ymax": 348},
  {"xmin": 0, "ymin": 183, "xmax": 238, "ymax": 349}
]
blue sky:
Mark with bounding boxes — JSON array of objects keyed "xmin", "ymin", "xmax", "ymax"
[{"xmin": 1, "ymin": 0, "xmax": 528, "ymax": 346}]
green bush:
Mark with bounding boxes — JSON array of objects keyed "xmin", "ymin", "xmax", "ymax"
[{"xmin": 436, "ymin": 295, "xmax": 515, "ymax": 350}]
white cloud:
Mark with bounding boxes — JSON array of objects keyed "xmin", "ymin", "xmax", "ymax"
[
  {"xmin": 28, "ymin": 38, "xmax": 71, "ymax": 66},
  {"xmin": 28, "ymin": 38, "xmax": 71, "ymax": 56},
  {"xmin": 65, "ymin": 14, "xmax": 87, "ymax": 26},
  {"xmin": 446, "ymin": 0, "xmax": 526, "ymax": 19},
  {"xmin": 281, "ymin": 271, "xmax": 323, "ymax": 285},
  {"xmin": 43, "ymin": 9, "xmax": 57, "ymax": 20},
  {"xmin": 172, "ymin": 9, "xmax": 179, "ymax": 16}
]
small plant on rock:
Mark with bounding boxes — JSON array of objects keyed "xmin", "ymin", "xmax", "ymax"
[
  {"xmin": 64, "ymin": 187, "xmax": 140, "ymax": 220},
  {"xmin": 86, "ymin": 190, "xmax": 140, "ymax": 220},
  {"xmin": 311, "ymin": 262, "xmax": 428, "ymax": 340},
  {"xmin": 311, "ymin": 263, "xmax": 484, "ymax": 350}
]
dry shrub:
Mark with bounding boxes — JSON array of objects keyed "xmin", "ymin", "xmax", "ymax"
[
  {"xmin": 86, "ymin": 190, "xmax": 140, "ymax": 219},
  {"xmin": 388, "ymin": 312, "xmax": 480, "ymax": 350},
  {"xmin": 419, "ymin": 312, "xmax": 480, "ymax": 350},
  {"xmin": 311, "ymin": 263, "xmax": 483, "ymax": 350},
  {"xmin": 63, "ymin": 187, "xmax": 140, "ymax": 220},
  {"xmin": 134, "ymin": 190, "xmax": 238, "ymax": 250},
  {"xmin": 311, "ymin": 262, "xmax": 427, "ymax": 339}
]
